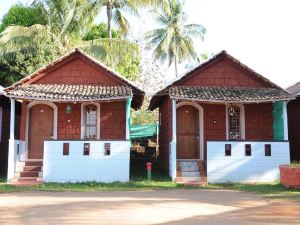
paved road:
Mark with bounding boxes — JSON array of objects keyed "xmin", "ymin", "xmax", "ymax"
[{"xmin": 0, "ymin": 189, "xmax": 299, "ymax": 225}]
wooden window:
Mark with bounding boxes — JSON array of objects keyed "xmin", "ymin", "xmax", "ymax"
[
  {"xmin": 228, "ymin": 105, "xmax": 241, "ymax": 140},
  {"xmin": 104, "ymin": 143, "xmax": 111, "ymax": 156},
  {"xmin": 84, "ymin": 104, "xmax": 97, "ymax": 140},
  {"xmin": 83, "ymin": 143, "xmax": 90, "ymax": 155},
  {"xmin": 63, "ymin": 143, "xmax": 69, "ymax": 155},
  {"xmin": 245, "ymin": 144, "xmax": 251, "ymax": 156},
  {"xmin": 265, "ymin": 144, "xmax": 271, "ymax": 156},
  {"xmin": 225, "ymin": 144, "xmax": 231, "ymax": 156}
]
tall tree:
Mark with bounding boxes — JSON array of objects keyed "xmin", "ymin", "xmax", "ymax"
[
  {"xmin": 144, "ymin": 0, "xmax": 206, "ymax": 77},
  {"xmin": 0, "ymin": 3, "xmax": 47, "ymax": 32},
  {"xmin": 0, "ymin": 0, "xmax": 140, "ymax": 86},
  {"xmin": 100, "ymin": 0, "xmax": 169, "ymax": 38}
]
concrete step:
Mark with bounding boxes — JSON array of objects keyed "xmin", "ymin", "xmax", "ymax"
[
  {"xmin": 25, "ymin": 161, "xmax": 43, "ymax": 166},
  {"xmin": 20, "ymin": 171, "xmax": 39, "ymax": 177},
  {"xmin": 177, "ymin": 171, "xmax": 200, "ymax": 177},
  {"xmin": 176, "ymin": 181, "xmax": 207, "ymax": 186},
  {"xmin": 176, "ymin": 177, "xmax": 207, "ymax": 182},
  {"xmin": 10, "ymin": 181, "xmax": 43, "ymax": 186},
  {"xmin": 23, "ymin": 166, "xmax": 42, "ymax": 172},
  {"xmin": 17, "ymin": 177, "xmax": 38, "ymax": 182}
]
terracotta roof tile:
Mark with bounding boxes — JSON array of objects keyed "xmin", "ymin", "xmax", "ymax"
[
  {"xmin": 6, "ymin": 84, "xmax": 132, "ymax": 101},
  {"xmin": 286, "ymin": 82, "xmax": 300, "ymax": 96},
  {"xmin": 169, "ymin": 86, "xmax": 294, "ymax": 103}
]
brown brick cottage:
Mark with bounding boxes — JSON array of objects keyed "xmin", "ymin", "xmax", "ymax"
[
  {"xmin": 4, "ymin": 48, "xmax": 144, "ymax": 183},
  {"xmin": 149, "ymin": 51, "xmax": 293, "ymax": 184}
]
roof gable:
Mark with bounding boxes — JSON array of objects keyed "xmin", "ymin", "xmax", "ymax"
[
  {"xmin": 149, "ymin": 51, "xmax": 287, "ymax": 110},
  {"xmin": 5, "ymin": 49, "xmax": 144, "ymax": 109}
]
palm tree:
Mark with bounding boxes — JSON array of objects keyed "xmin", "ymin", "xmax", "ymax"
[
  {"xmin": 0, "ymin": 0, "xmax": 138, "ymax": 68},
  {"xmin": 144, "ymin": 0, "xmax": 206, "ymax": 77},
  {"xmin": 101, "ymin": 0, "xmax": 169, "ymax": 38}
]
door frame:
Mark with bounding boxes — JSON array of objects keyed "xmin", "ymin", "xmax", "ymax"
[
  {"xmin": 176, "ymin": 102, "xmax": 204, "ymax": 160},
  {"xmin": 25, "ymin": 101, "xmax": 58, "ymax": 161}
]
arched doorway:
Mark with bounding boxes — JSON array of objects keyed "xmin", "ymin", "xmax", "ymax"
[
  {"xmin": 27, "ymin": 104, "xmax": 55, "ymax": 159},
  {"xmin": 176, "ymin": 103, "xmax": 203, "ymax": 159}
]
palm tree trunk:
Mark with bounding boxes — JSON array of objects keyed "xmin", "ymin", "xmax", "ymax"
[
  {"xmin": 107, "ymin": 2, "xmax": 113, "ymax": 39},
  {"xmin": 174, "ymin": 54, "xmax": 178, "ymax": 77}
]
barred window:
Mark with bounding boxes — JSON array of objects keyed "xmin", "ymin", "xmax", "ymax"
[
  {"xmin": 228, "ymin": 105, "xmax": 241, "ymax": 140},
  {"xmin": 84, "ymin": 104, "xmax": 97, "ymax": 140}
]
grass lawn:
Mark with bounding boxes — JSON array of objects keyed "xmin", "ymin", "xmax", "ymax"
[{"xmin": 0, "ymin": 167, "xmax": 299, "ymax": 201}]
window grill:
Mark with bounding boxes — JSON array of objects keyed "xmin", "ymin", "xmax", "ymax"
[
  {"xmin": 85, "ymin": 104, "xmax": 97, "ymax": 140},
  {"xmin": 228, "ymin": 106, "xmax": 241, "ymax": 140}
]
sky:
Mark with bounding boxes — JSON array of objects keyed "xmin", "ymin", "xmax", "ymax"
[{"xmin": 0, "ymin": 0, "xmax": 300, "ymax": 88}]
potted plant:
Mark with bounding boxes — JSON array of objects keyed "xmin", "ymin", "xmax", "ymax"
[{"xmin": 280, "ymin": 162, "xmax": 300, "ymax": 189}]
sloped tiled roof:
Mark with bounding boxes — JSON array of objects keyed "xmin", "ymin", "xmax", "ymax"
[
  {"xmin": 149, "ymin": 51, "xmax": 290, "ymax": 110},
  {"xmin": 286, "ymin": 82, "xmax": 300, "ymax": 96},
  {"xmin": 4, "ymin": 48, "xmax": 144, "ymax": 109},
  {"xmin": 5, "ymin": 84, "xmax": 132, "ymax": 101},
  {"xmin": 170, "ymin": 86, "xmax": 294, "ymax": 103}
]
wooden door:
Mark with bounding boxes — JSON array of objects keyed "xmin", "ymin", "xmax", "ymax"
[
  {"xmin": 176, "ymin": 105, "xmax": 200, "ymax": 159},
  {"xmin": 28, "ymin": 104, "xmax": 54, "ymax": 159}
]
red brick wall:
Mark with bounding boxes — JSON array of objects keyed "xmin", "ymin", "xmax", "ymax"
[
  {"xmin": 288, "ymin": 98, "xmax": 300, "ymax": 161},
  {"xmin": 179, "ymin": 58, "xmax": 272, "ymax": 88},
  {"xmin": 34, "ymin": 56, "xmax": 123, "ymax": 86},
  {"xmin": 245, "ymin": 103, "xmax": 273, "ymax": 140},
  {"xmin": 158, "ymin": 98, "xmax": 172, "ymax": 172},
  {"xmin": 100, "ymin": 101, "xmax": 126, "ymax": 140},
  {"xmin": 20, "ymin": 101, "xmax": 27, "ymax": 141},
  {"xmin": 202, "ymin": 103, "xmax": 226, "ymax": 159},
  {"xmin": 57, "ymin": 103, "xmax": 81, "ymax": 140},
  {"xmin": 19, "ymin": 101, "xmax": 126, "ymax": 141}
]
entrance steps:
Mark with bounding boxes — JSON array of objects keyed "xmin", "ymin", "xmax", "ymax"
[
  {"xmin": 176, "ymin": 160, "xmax": 207, "ymax": 186},
  {"xmin": 10, "ymin": 161, "xmax": 43, "ymax": 185}
]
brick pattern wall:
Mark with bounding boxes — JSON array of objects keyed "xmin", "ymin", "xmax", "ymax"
[
  {"xmin": 288, "ymin": 98, "xmax": 300, "ymax": 161},
  {"xmin": 158, "ymin": 98, "xmax": 172, "ymax": 172},
  {"xmin": 57, "ymin": 103, "xmax": 81, "ymax": 140},
  {"xmin": 202, "ymin": 103, "xmax": 226, "ymax": 160},
  {"xmin": 100, "ymin": 101, "xmax": 126, "ymax": 140},
  {"xmin": 35, "ymin": 57, "xmax": 123, "ymax": 86},
  {"xmin": 245, "ymin": 103, "xmax": 273, "ymax": 140},
  {"xmin": 180, "ymin": 58, "xmax": 271, "ymax": 88}
]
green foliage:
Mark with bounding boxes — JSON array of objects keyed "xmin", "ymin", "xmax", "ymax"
[
  {"xmin": 131, "ymin": 98, "xmax": 158, "ymax": 125},
  {"xmin": 0, "ymin": 1, "xmax": 140, "ymax": 86},
  {"xmin": 83, "ymin": 23, "xmax": 119, "ymax": 40},
  {"xmin": 115, "ymin": 52, "xmax": 141, "ymax": 81},
  {"xmin": 0, "ymin": 4, "xmax": 47, "ymax": 32}
]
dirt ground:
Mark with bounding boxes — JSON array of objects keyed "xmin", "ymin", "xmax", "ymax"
[{"xmin": 0, "ymin": 189, "xmax": 299, "ymax": 225}]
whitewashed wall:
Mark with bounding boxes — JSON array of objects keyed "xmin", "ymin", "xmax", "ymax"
[
  {"xmin": 207, "ymin": 141, "xmax": 290, "ymax": 183},
  {"xmin": 43, "ymin": 141, "xmax": 130, "ymax": 183}
]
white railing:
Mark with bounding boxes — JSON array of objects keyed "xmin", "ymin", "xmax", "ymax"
[
  {"xmin": 43, "ymin": 140, "xmax": 130, "ymax": 183},
  {"xmin": 207, "ymin": 141, "xmax": 290, "ymax": 183}
]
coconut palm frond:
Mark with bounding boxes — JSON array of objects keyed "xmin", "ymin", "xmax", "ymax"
[
  {"xmin": 144, "ymin": 0, "xmax": 206, "ymax": 76},
  {"xmin": 113, "ymin": 9, "xmax": 130, "ymax": 37},
  {"xmin": 81, "ymin": 38, "xmax": 139, "ymax": 68}
]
